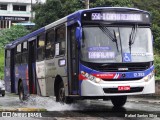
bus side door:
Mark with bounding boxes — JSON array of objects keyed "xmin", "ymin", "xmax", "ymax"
[
  {"xmin": 28, "ymin": 40, "xmax": 37, "ymax": 94},
  {"xmin": 68, "ymin": 25, "xmax": 79, "ymax": 95}
]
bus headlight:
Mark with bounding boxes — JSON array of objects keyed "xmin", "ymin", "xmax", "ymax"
[
  {"xmin": 1, "ymin": 87, "xmax": 5, "ymax": 90},
  {"xmin": 144, "ymin": 71, "xmax": 154, "ymax": 82},
  {"xmin": 81, "ymin": 71, "xmax": 101, "ymax": 83}
]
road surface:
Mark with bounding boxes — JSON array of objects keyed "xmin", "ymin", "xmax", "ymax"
[{"xmin": 0, "ymin": 93, "xmax": 160, "ymax": 120}]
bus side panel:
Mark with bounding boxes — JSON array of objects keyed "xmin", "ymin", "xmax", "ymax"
[
  {"xmin": 54, "ymin": 57, "xmax": 68, "ymax": 96},
  {"xmin": 5, "ymin": 67, "xmax": 11, "ymax": 92},
  {"xmin": 45, "ymin": 59, "xmax": 56, "ymax": 96},
  {"xmin": 15, "ymin": 66, "xmax": 21, "ymax": 94},
  {"xmin": 36, "ymin": 61, "xmax": 46, "ymax": 96},
  {"xmin": 4, "ymin": 49, "xmax": 15, "ymax": 93},
  {"xmin": 14, "ymin": 64, "xmax": 29, "ymax": 95},
  {"xmin": 21, "ymin": 64, "xmax": 29, "ymax": 95}
]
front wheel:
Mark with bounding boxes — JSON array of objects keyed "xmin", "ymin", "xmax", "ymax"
[
  {"xmin": 56, "ymin": 81, "xmax": 73, "ymax": 104},
  {"xmin": 2, "ymin": 93, "xmax": 5, "ymax": 97},
  {"xmin": 110, "ymin": 96, "xmax": 127, "ymax": 107}
]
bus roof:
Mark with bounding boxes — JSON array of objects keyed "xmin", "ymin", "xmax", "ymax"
[{"xmin": 5, "ymin": 7, "xmax": 149, "ymax": 49}]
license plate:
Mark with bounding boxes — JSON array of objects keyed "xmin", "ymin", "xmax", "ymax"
[{"xmin": 118, "ymin": 86, "xmax": 130, "ymax": 91}]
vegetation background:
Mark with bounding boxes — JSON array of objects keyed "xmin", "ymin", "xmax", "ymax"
[{"xmin": 0, "ymin": 0, "xmax": 160, "ymax": 79}]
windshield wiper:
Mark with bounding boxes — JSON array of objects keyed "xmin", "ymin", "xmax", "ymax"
[
  {"xmin": 129, "ymin": 25, "xmax": 138, "ymax": 54},
  {"xmin": 99, "ymin": 25, "xmax": 119, "ymax": 52}
]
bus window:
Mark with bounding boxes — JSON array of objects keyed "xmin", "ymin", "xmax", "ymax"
[
  {"xmin": 15, "ymin": 44, "xmax": 22, "ymax": 65},
  {"xmin": 46, "ymin": 29, "xmax": 55, "ymax": 59},
  {"xmin": 22, "ymin": 42, "xmax": 28, "ymax": 63},
  {"xmin": 5, "ymin": 50, "xmax": 10, "ymax": 67},
  {"xmin": 37, "ymin": 33, "xmax": 45, "ymax": 61},
  {"xmin": 55, "ymin": 25, "xmax": 66, "ymax": 56},
  {"xmin": 23, "ymin": 42, "xmax": 28, "ymax": 52},
  {"xmin": 17, "ymin": 44, "xmax": 21, "ymax": 53}
]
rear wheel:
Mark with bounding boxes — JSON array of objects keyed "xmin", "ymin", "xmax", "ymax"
[
  {"xmin": 19, "ymin": 82, "xmax": 25, "ymax": 102},
  {"xmin": 111, "ymin": 96, "xmax": 127, "ymax": 107},
  {"xmin": 2, "ymin": 93, "xmax": 5, "ymax": 97}
]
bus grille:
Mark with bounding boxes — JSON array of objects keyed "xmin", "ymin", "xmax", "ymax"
[
  {"xmin": 81, "ymin": 61, "xmax": 153, "ymax": 72},
  {"xmin": 102, "ymin": 78, "xmax": 142, "ymax": 81},
  {"xmin": 103, "ymin": 87, "xmax": 144, "ymax": 93}
]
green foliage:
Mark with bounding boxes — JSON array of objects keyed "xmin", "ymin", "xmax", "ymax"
[
  {"xmin": 33, "ymin": 0, "xmax": 133, "ymax": 30},
  {"xmin": 154, "ymin": 51, "xmax": 160, "ymax": 80},
  {"xmin": 32, "ymin": 0, "xmax": 83, "ymax": 30},
  {"xmin": 90, "ymin": 0, "xmax": 133, "ymax": 7},
  {"xmin": 152, "ymin": 24, "xmax": 160, "ymax": 52},
  {"xmin": 0, "ymin": 25, "xmax": 30, "ymax": 48},
  {"xmin": 0, "ymin": 25, "xmax": 29, "ymax": 79},
  {"xmin": 0, "ymin": 49, "xmax": 4, "ymax": 79}
]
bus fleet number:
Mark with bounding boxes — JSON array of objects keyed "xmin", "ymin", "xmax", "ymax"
[{"xmin": 134, "ymin": 73, "xmax": 145, "ymax": 77}]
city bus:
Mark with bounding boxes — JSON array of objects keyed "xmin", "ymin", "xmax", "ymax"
[{"xmin": 4, "ymin": 7, "xmax": 155, "ymax": 107}]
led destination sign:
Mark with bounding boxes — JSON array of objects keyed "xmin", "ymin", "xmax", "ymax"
[{"xmin": 91, "ymin": 13, "xmax": 142, "ymax": 21}]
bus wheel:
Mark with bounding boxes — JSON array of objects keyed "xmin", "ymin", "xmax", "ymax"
[
  {"xmin": 19, "ymin": 82, "xmax": 25, "ymax": 102},
  {"xmin": 2, "ymin": 93, "xmax": 5, "ymax": 97},
  {"xmin": 57, "ymin": 81, "xmax": 65, "ymax": 103},
  {"xmin": 65, "ymin": 97, "xmax": 74, "ymax": 104},
  {"xmin": 110, "ymin": 96, "xmax": 127, "ymax": 107}
]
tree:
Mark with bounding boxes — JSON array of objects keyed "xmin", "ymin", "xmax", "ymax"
[
  {"xmin": 90, "ymin": 0, "xmax": 133, "ymax": 8},
  {"xmin": 32, "ymin": 0, "xmax": 84, "ymax": 30},
  {"xmin": 32, "ymin": 0, "xmax": 133, "ymax": 30},
  {"xmin": 0, "ymin": 25, "xmax": 30, "ymax": 48},
  {"xmin": 0, "ymin": 25, "xmax": 29, "ymax": 79},
  {"xmin": 132, "ymin": 0, "xmax": 160, "ymax": 51}
]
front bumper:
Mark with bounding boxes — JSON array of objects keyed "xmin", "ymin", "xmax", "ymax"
[{"xmin": 81, "ymin": 76, "xmax": 155, "ymax": 96}]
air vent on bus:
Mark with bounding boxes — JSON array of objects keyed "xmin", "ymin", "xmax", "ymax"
[{"xmin": 81, "ymin": 61, "xmax": 153, "ymax": 72}]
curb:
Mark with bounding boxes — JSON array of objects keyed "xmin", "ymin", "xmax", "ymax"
[{"xmin": 0, "ymin": 107, "xmax": 47, "ymax": 112}]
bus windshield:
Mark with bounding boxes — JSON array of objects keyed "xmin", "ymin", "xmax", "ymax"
[{"xmin": 81, "ymin": 26, "xmax": 153, "ymax": 63}]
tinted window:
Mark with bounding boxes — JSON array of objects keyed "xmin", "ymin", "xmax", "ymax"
[
  {"xmin": 37, "ymin": 33, "xmax": 45, "ymax": 61},
  {"xmin": 55, "ymin": 26, "xmax": 66, "ymax": 56},
  {"xmin": 17, "ymin": 44, "xmax": 21, "ymax": 53},
  {"xmin": 23, "ymin": 42, "xmax": 28, "ymax": 52},
  {"xmin": 0, "ymin": 4, "xmax": 7, "ymax": 10},
  {"xmin": 13, "ymin": 5, "xmax": 26, "ymax": 11},
  {"xmin": 22, "ymin": 42, "xmax": 28, "ymax": 63},
  {"xmin": 46, "ymin": 29, "xmax": 55, "ymax": 59},
  {"xmin": 5, "ymin": 50, "xmax": 10, "ymax": 67}
]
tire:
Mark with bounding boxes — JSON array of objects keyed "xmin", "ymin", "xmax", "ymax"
[
  {"xmin": 19, "ymin": 82, "xmax": 25, "ymax": 102},
  {"xmin": 56, "ymin": 81, "xmax": 73, "ymax": 104},
  {"xmin": 2, "ymin": 93, "xmax": 5, "ymax": 97},
  {"xmin": 56, "ymin": 81, "xmax": 65, "ymax": 103},
  {"xmin": 65, "ymin": 97, "xmax": 74, "ymax": 104},
  {"xmin": 111, "ymin": 96, "xmax": 127, "ymax": 107}
]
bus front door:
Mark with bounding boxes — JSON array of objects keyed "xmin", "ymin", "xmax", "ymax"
[
  {"xmin": 68, "ymin": 26, "xmax": 79, "ymax": 95},
  {"xmin": 28, "ymin": 40, "xmax": 37, "ymax": 94}
]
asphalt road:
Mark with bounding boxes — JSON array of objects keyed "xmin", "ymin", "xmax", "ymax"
[{"xmin": 0, "ymin": 93, "xmax": 160, "ymax": 120}]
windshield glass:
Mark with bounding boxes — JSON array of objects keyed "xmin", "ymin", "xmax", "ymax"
[{"xmin": 81, "ymin": 26, "xmax": 153, "ymax": 63}]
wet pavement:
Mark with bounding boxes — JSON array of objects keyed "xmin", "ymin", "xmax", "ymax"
[
  {"xmin": 128, "ymin": 95, "xmax": 160, "ymax": 104},
  {"xmin": 0, "ymin": 93, "xmax": 160, "ymax": 119}
]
